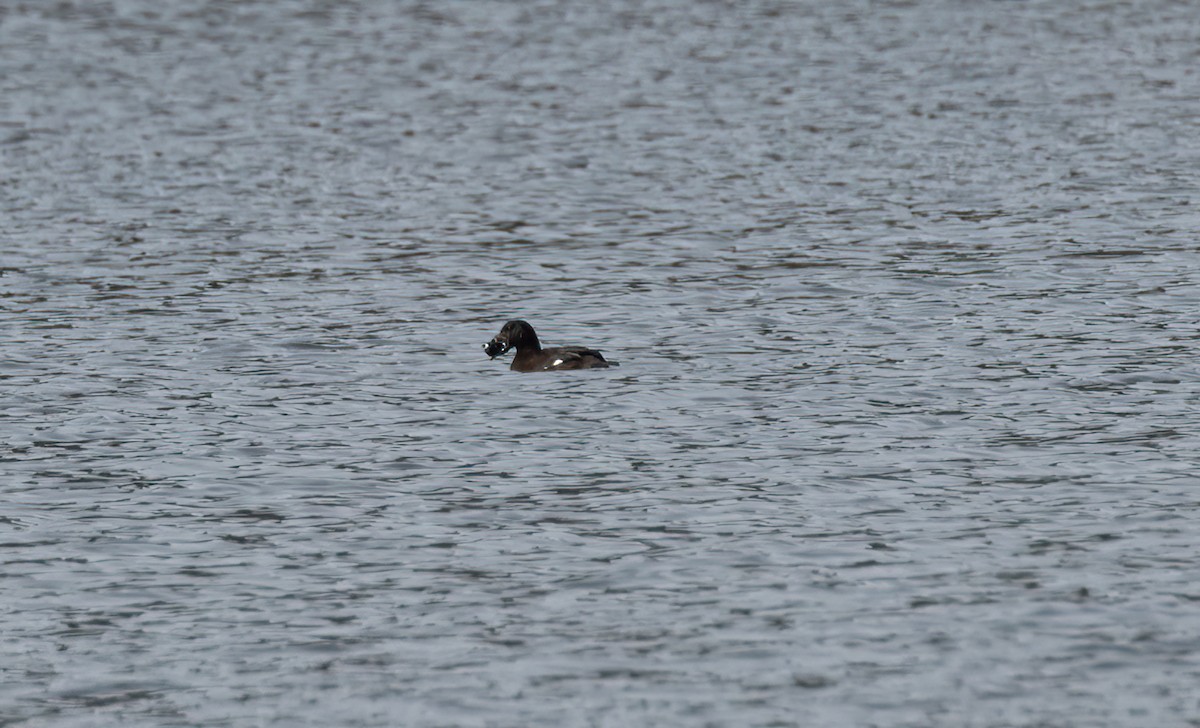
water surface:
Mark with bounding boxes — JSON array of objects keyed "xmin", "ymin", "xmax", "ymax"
[{"xmin": 4, "ymin": 1, "xmax": 1200, "ymax": 726}]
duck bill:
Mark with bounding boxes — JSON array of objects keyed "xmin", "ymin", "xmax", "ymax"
[{"xmin": 484, "ymin": 337, "xmax": 512, "ymax": 359}]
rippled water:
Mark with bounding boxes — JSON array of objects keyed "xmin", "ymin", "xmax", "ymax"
[{"xmin": 4, "ymin": 1, "xmax": 1200, "ymax": 726}]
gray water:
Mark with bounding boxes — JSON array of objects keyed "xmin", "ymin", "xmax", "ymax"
[{"xmin": 4, "ymin": 1, "xmax": 1200, "ymax": 726}]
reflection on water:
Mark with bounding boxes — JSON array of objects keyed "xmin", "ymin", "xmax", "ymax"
[{"xmin": 4, "ymin": 1, "xmax": 1200, "ymax": 726}]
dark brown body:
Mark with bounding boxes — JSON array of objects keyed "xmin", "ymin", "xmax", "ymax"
[{"xmin": 485, "ymin": 320, "xmax": 616, "ymax": 372}]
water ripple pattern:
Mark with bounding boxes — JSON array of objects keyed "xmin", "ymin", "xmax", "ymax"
[{"xmin": 3, "ymin": 1, "xmax": 1200, "ymax": 726}]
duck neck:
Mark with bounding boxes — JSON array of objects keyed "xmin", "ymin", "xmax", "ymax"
[{"xmin": 514, "ymin": 331, "xmax": 541, "ymax": 351}]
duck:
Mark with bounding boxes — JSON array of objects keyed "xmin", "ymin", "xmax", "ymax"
[{"xmin": 484, "ymin": 320, "xmax": 617, "ymax": 372}]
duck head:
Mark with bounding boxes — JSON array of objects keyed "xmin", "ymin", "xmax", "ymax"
[{"xmin": 484, "ymin": 319, "xmax": 541, "ymax": 359}]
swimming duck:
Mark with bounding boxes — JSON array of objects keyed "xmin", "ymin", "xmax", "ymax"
[{"xmin": 484, "ymin": 320, "xmax": 617, "ymax": 372}]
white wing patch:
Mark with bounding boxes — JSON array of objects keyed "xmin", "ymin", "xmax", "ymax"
[{"xmin": 551, "ymin": 359, "xmax": 564, "ymax": 367}]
